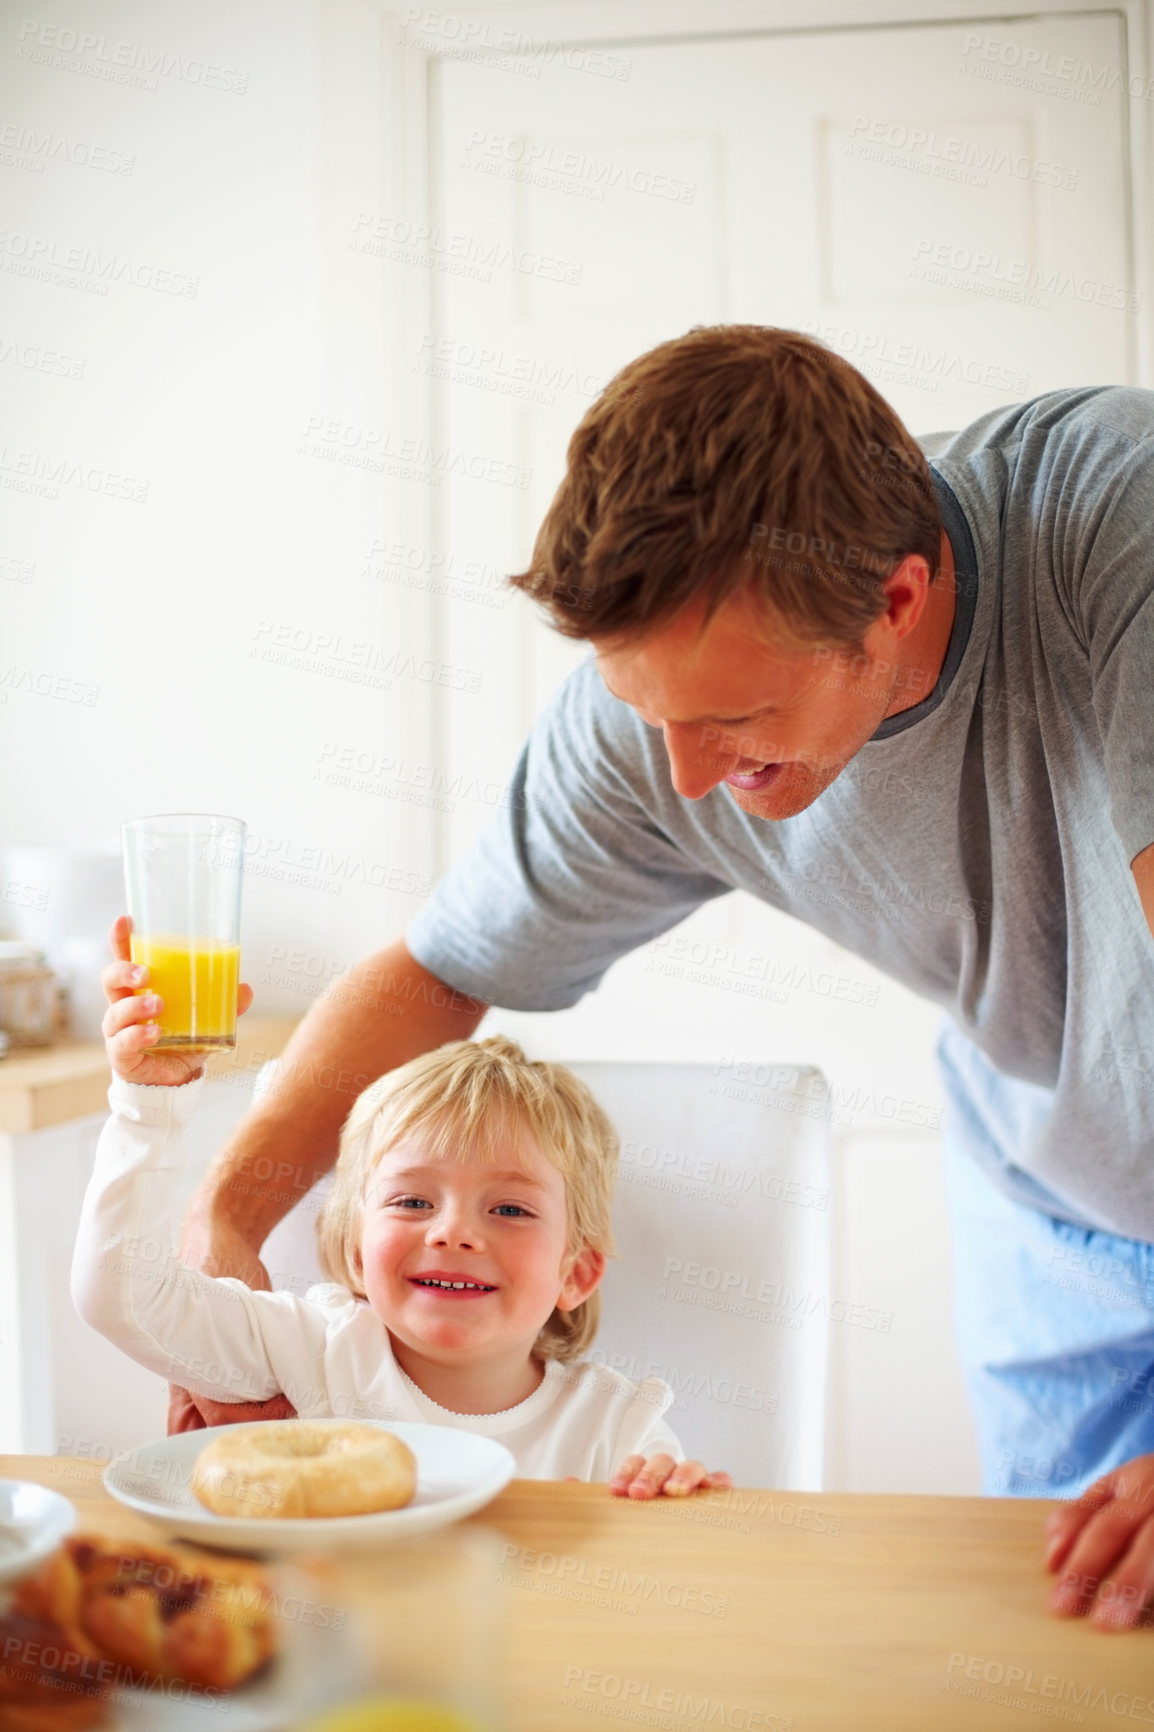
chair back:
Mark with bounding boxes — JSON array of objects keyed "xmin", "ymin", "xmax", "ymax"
[{"xmin": 568, "ymin": 1061, "xmax": 830, "ymax": 1488}]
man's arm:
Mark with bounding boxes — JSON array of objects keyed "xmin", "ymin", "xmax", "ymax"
[
  {"xmin": 180, "ymin": 937, "xmax": 487, "ymax": 1279},
  {"xmin": 1133, "ymin": 841, "xmax": 1154, "ymax": 942}
]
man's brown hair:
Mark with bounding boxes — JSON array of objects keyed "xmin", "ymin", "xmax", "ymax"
[{"xmin": 510, "ymin": 324, "xmax": 941, "ymax": 648}]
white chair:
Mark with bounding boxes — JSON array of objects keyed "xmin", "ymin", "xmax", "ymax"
[{"xmin": 259, "ymin": 1057, "xmax": 831, "ymax": 1489}]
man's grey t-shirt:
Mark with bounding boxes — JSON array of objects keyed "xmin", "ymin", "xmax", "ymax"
[{"xmin": 406, "ymin": 386, "xmax": 1154, "ymax": 1241}]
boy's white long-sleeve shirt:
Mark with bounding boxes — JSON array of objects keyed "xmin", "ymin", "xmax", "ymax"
[{"xmin": 71, "ymin": 1076, "xmax": 683, "ymax": 1481}]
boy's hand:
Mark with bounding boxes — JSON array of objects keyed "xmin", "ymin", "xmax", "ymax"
[
  {"xmin": 609, "ymin": 1454, "xmax": 733, "ymax": 1500},
  {"xmin": 1045, "ymin": 1452, "xmax": 1154, "ymax": 1629},
  {"xmin": 101, "ymin": 915, "xmax": 254, "ymax": 1088}
]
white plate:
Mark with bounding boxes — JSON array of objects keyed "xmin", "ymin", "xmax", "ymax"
[
  {"xmin": 104, "ymin": 1419, "xmax": 516, "ymax": 1553},
  {"xmin": 0, "ymin": 1478, "xmax": 75, "ymax": 1584}
]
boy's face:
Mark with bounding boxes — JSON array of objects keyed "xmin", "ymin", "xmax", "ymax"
[
  {"xmin": 593, "ymin": 550, "xmax": 946, "ymax": 823},
  {"xmin": 358, "ymin": 1116, "xmax": 599, "ymax": 1365}
]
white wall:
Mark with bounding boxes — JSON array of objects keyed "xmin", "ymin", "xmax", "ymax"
[{"xmin": 0, "ymin": 0, "xmax": 437, "ymax": 988}]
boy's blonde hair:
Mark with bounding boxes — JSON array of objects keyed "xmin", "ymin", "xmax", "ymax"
[{"xmin": 317, "ymin": 1035, "xmax": 618, "ymax": 1361}]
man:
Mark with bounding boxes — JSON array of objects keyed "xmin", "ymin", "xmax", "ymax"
[{"xmin": 133, "ymin": 325, "xmax": 1154, "ymax": 1625}]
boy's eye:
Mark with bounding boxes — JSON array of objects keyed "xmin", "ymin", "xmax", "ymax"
[
  {"xmin": 492, "ymin": 1203, "xmax": 532, "ymax": 1218},
  {"xmin": 390, "ymin": 1195, "xmax": 432, "ymax": 1210}
]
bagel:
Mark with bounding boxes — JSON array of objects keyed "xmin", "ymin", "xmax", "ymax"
[{"xmin": 190, "ymin": 1421, "xmax": 417, "ymax": 1520}]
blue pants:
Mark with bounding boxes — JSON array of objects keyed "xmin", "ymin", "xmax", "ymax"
[{"xmin": 936, "ymin": 1020, "xmax": 1154, "ymax": 1498}]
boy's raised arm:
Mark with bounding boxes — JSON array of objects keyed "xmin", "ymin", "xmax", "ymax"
[
  {"xmin": 71, "ymin": 1074, "xmax": 319, "ymax": 1405},
  {"xmin": 102, "ymin": 925, "xmax": 487, "ymax": 1432},
  {"xmin": 177, "ymin": 935, "xmax": 488, "ymax": 1281}
]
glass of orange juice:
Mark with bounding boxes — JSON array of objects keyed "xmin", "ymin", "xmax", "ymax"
[
  {"xmin": 121, "ymin": 813, "xmax": 245, "ymax": 1051},
  {"xmin": 293, "ymin": 1528, "xmax": 507, "ymax": 1730}
]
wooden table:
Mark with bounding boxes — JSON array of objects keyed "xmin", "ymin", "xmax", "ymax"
[{"xmin": 4, "ymin": 1455, "xmax": 1152, "ymax": 1730}]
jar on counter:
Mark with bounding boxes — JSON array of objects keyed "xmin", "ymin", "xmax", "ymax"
[{"xmin": 0, "ymin": 940, "xmax": 61, "ymax": 1046}]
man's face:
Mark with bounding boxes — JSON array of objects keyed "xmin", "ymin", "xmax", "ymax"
[{"xmin": 593, "ymin": 567, "xmax": 934, "ymax": 822}]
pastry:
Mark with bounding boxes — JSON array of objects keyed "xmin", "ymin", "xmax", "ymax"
[
  {"xmin": 1, "ymin": 1530, "xmax": 278, "ymax": 1727},
  {"xmin": 191, "ymin": 1421, "xmax": 416, "ymax": 1519}
]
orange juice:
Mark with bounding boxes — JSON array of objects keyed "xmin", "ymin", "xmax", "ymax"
[
  {"xmin": 129, "ymin": 933, "xmax": 240, "ymax": 1049},
  {"xmin": 293, "ymin": 1704, "xmax": 490, "ymax": 1732}
]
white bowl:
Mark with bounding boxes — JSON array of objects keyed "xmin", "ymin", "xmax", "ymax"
[{"xmin": 0, "ymin": 1479, "xmax": 76, "ymax": 1585}]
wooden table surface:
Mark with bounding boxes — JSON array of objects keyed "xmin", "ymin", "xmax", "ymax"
[{"xmin": 4, "ymin": 1455, "xmax": 1152, "ymax": 1730}]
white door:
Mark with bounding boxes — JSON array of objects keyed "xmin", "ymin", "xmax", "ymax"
[{"xmin": 430, "ymin": 13, "xmax": 1132, "ymax": 874}]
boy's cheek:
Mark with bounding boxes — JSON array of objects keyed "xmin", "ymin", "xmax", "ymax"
[{"xmin": 358, "ymin": 1242, "xmax": 401, "ymax": 1309}]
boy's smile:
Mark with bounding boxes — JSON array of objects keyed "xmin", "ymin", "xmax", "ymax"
[
  {"xmin": 409, "ymin": 1272, "xmax": 498, "ymax": 1294},
  {"xmin": 357, "ymin": 1118, "xmax": 603, "ymax": 1413}
]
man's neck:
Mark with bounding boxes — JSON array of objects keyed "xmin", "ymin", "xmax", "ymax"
[{"xmin": 885, "ymin": 530, "xmax": 958, "ymax": 719}]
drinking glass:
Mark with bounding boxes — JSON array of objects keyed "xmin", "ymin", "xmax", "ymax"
[
  {"xmin": 121, "ymin": 813, "xmax": 245, "ymax": 1051},
  {"xmin": 292, "ymin": 1527, "xmax": 508, "ymax": 1731}
]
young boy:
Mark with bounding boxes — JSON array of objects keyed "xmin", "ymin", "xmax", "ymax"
[{"xmin": 72, "ymin": 972, "xmax": 731, "ymax": 1495}]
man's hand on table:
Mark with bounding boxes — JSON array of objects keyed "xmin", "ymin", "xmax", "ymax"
[
  {"xmin": 610, "ymin": 1454, "xmax": 733, "ymax": 1499},
  {"xmin": 1045, "ymin": 1451, "xmax": 1154, "ymax": 1629}
]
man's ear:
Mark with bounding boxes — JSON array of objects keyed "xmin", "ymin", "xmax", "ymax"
[{"xmin": 557, "ymin": 1246, "xmax": 606, "ymax": 1313}]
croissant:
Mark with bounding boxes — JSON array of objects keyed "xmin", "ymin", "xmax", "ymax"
[
  {"xmin": 0, "ymin": 1609, "xmax": 108, "ymax": 1730},
  {"xmin": 1, "ymin": 1532, "xmax": 278, "ymax": 1728}
]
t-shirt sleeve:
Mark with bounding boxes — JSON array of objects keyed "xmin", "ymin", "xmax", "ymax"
[
  {"xmin": 1060, "ymin": 399, "xmax": 1154, "ymax": 865},
  {"xmin": 404, "ymin": 660, "xmax": 732, "ymax": 1010}
]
